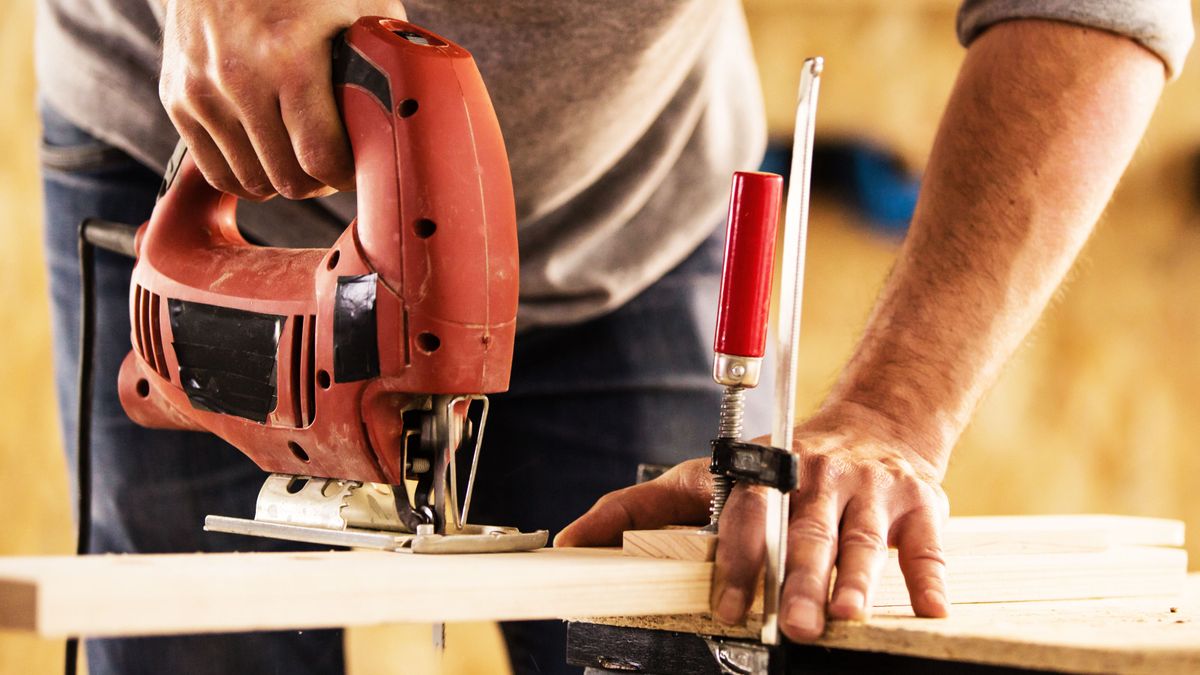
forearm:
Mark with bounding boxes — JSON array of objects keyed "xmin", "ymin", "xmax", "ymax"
[{"xmin": 825, "ymin": 19, "xmax": 1165, "ymax": 472}]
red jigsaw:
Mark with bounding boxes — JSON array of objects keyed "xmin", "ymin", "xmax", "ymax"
[{"xmin": 114, "ymin": 17, "xmax": 545, "ymax": 553}]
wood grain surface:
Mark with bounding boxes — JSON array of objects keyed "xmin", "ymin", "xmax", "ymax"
[
  {"xmin": 624, "ymin": 515, "xmax": 1186, "ymax": 561},
  {"xmin": 593, "ymin": 574, "xmax": 1200, "ymax": 675},
  {"xmin": 624, "ymin": 527, "xmax": 719, "ymax": 561},
  {"xmin": 0, "ymin": 521, "xmax": 1186, "ymax": 639}
]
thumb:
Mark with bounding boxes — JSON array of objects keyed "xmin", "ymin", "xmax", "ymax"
[{"xmin": 554, "ymin": 458, "xmax": 712, "ymax": 548}]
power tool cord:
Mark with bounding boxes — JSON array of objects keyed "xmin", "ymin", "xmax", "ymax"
[{"xmin": 66, "ymin": 219, "xmax": 138, "ymax": 675}]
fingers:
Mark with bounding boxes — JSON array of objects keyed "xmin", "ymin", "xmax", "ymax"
[
  {"xmin": 780, "ymin": 492, "xmax": 840, "ymax": 642},
  {"xmin": 554, "ymin": 459, "xmax": 711, "ymax": 548},
  {"xmin": 171, "ymin": 82, "xmax": 273, "ymax": 200},
  {"xmin": 711, "ymin": 484, "xmax": 766, "ymax": 625},
  {"xmin": 828, "ymin": 500, "xmax": 889, "ymax": 621},
  {"xmin": 167, "ymin": 110, "xmax": 260, "ymax": 201},
  {"xmin": 279, "ymin": 48, "xmax": 355, "ymax": 192},
  {"xmin": 238, "ymin": 92, "xmax": 331, "ymax": 200},
  {"xmin": 893, "ymin": 507, "xmax": 950, "ymax": 618},
  {"xmin": 159, "ymin": 8, "xmax": 355, "ymax": 200}
]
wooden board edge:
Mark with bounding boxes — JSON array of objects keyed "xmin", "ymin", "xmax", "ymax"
[
  {"xmin": 623, "ymin": 528, "xmax": 717, "ymax": 562},
  {"xmin": 0, "ymin": 579, "xmax": 37, "ymax": 633},
  {"xmin": 943, "ymin": 515, "xmax": 1186, "ymax": 549}
]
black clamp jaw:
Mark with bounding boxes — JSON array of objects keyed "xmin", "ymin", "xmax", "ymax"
[{"xmin": 709, "ymin": 438, "xmax": 798, "ymax": 493}]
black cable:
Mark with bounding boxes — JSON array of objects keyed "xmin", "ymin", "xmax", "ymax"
[
  {"xmin": 65, "ymin": 223, "xmax": 95, "ymax": 675},
  {"xmin": 66, "ymin": 218, "xmax": 138, "ymax": 675}
]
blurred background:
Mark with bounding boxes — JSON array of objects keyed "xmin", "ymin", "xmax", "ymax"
[{"xmin": 4, "ymin": 0, "xmax": 1200, "ymax": 673}]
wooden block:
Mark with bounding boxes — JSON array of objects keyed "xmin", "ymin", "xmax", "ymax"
[{"xmin": 623, "ymin": 527, "xmax": 716, "ymax": 561}]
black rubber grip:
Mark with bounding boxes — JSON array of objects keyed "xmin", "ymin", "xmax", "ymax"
[{"xmin": 331, "ymin": 32, "xmax": 392, "ymax": 111}]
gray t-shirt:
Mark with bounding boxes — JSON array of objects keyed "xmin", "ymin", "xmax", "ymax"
[{"xmin": 35, "ymin": 1, "xmax": 1193, "ymax": 328}]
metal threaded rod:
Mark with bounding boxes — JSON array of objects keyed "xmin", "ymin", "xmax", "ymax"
[
  {"xmin": 707, "ymin": 475, "xmax": 732, "ymax": 531},
  {"xmin": 717, "ymin": 386, "xmax": 746, "ymax": 439},
  {"xmin": 705, "ymin": 386, "xmax": 745, "ymax": 531}
]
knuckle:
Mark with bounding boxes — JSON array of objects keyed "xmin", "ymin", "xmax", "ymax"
[
  {"xmin": 861, "ymin": 462, "xmax": 897, "ymax": 489},
  {"xmin": 914, "ymin": 573, "xmax": 946, "ymax": 591},
  {"xmin": 593, "ymin": 489, "xmax": 623, "ymax": 509},
  {"xmin": 839, "ymin": 528, "xmax": 887, "ymax": 553},
  {"xmin": 179, "ymin": 72, "xmax": 212, "ymax": 101},
  {"xmin": 788, "ymin": 570, "xmax": 828, "ymax": 598},
  {"xmin": 677, "ymin": 458, "xmax": 713, "ymax": 493},
  {"xmin": 932, "ymin": 492, "xmax": 951, "ymax": 519},
  {"xmin": 896, "ymin": 474, "xmax": 927, "ymax": 501},
  {"xmin": 259, "ymin": 32, "xmax": 302, "ymax": 63},
  {"xmin": 806, "ymin": 453, "xmax": 849, "ymax": 488},
  {"xmin": 207, "ymin": 172, "xmax": 241, "ymax": 196},
  {"xmin": 910, "ymin": 488, "xmax": 948, "ymax": 521},
  {"xmin": 159, "ymin": 80, "xmax": 190, "ymax": 118},
  {"xmin": 906, "ymin": 542, "xmax": 947, "ymax": 566},
  {"xmin": 212, "ymin": 55, "xmax": 253, "ymax": 93},
  {"xmin": 835, "ymin": 571, "xmax": 873, "ymax": 591},
  {"xmin": 157, "ymin": 77, "xmax": 175, "ymax": 108},
  {"xmin": 789, "ymin": 518, "xmax": 837, "ymax": 547},
  {"xmin": 162, "ymin": 96, "xmax": 188, "ymax": 123},
  {"xmin": 243, "ymin": 178, "xmax": 274, "ymax": 198},
  {"xmin": 295, "ymin": 144, "xmax": 345, "ymax": 184},
  {"xmin": 273, "ymin": 178, "xmax": 311, "ymax": 200}
]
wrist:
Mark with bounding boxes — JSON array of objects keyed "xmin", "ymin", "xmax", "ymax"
[{"xmin": 807, "ymin": 397, "xmax": 953, "ymax": 480}]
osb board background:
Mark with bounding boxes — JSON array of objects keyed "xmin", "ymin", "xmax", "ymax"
[{"xmin": 3, "ymin": 1, "xmax": 1199, "ymax": 673}]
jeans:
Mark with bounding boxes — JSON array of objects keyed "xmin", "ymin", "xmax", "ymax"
[{"xmin": 40, "ymin": 103, "xmax": 769, "ymax": 675}]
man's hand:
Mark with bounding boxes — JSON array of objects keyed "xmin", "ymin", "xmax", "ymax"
[
  {"xmin": 159, "ymin": 0, "xmax": 407, "ymax": 200},
  {"xmin": 556, "ymin": 401, "xmax": 949, "ymax": 643},
  {"xmin": 560, "ymin": 17, "xmax": 1166, "ymax": 645}
]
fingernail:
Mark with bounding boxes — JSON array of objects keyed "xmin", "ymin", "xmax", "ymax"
[
  {"xmin": 714, "ymin": 587, "xmax": 747, "ymax": 625},
  {"xmin": 783, "ymin": 598, "xmax": 824, "ymax": 639},
  {"xmin": 831, "ymin": 588, "xmax": 866, "ymax": 619}
]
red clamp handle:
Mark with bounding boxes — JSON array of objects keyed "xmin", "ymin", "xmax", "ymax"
[{"xmin": 713, "ymin": 171, "xmax": 782, "ymax": 359}]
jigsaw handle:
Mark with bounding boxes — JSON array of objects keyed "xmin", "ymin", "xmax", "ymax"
[
  {"xmin": 133, "ymin": 14, "xmax": 518, "ymax": 379},
  {"xmin": 141, "ymin": 16, "xmax": 519, "ymax": 319},
  {"xmin": 713, "ymin": 171, "xmax": 782, "ymax": 380}
]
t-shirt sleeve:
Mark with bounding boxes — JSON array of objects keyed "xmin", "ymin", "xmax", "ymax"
[{"xmin": 957, "ymin": 0, "xmax": 1195, "ymax": 79}]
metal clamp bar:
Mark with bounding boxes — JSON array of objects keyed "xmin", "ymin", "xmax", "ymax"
[{"xmin": 764, "ymin": 56, "xmax": 823, "ymax": 646}]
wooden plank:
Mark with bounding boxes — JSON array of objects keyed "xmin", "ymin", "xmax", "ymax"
[
  {"xmin": 0, "ymin": 548, "xmax": 708, "ymax": 638},
  {"xmin": 623, "ymin": 515, "xmax": 1185, "ymax": 562},
  {"xmin": 594, "ymin": 544, "xmax": 1188, "ymax": 635},
  {"xmin": 596, "ymin": 544, "xmax": 1188, "ymax": 636},
  {"xmin": 593, "ymin": 575, "xmax": 1200, "ymax": 675},
  {"xmin": 941, "ymin": 514, "xmax": 1185, "ymax": 552},
  {"xmin": 0, "ymin": 543, "xmax": 1186, "ymax": 638}
]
